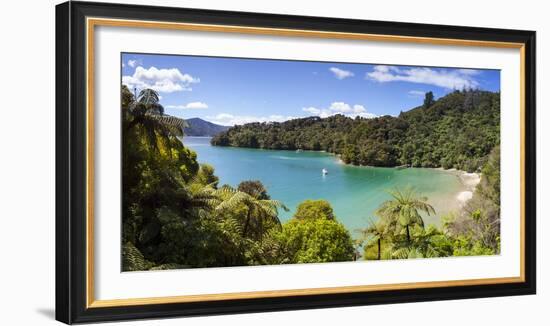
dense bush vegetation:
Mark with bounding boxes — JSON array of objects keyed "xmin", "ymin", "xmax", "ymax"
[
  {"xmin": 211, "ymin": 90, "xmax": 500, "ymax": 172},
  {"xmin": 121, "ymin": 86, "xmax": 355, "ymax": 270},
  {"xmin": 122, "ymin": 86, "xmax": 500, "ymax": 270},
  {"xmin": 360, "ymin": 148, "xmax": 501, "ymax": 260},
  {"xmin": 272, "ymin": 217, "xmax": 355, "ymax": 264}
]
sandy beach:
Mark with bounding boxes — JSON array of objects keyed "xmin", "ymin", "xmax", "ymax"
[
  {"xmin": 455, "ymin": 171, "xmax": 481, "ymax": 207},
  {"xmin": 435, "ymin": 168, "xmax": 481, "ymax": 207}
]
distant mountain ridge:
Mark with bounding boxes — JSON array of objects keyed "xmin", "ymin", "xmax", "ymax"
[{"xmin": 183, "ymin": 118, "xmax": 229, "ymax": 137}]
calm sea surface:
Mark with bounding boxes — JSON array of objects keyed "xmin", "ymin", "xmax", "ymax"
[{"xmin": 183, "ymin": 137, "xmax": 464, "ymax": 235}]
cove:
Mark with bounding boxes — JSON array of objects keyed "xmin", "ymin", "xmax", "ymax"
[{"xmin": 183, "ymin": 137, "xmax": 467, "ymax": 235}]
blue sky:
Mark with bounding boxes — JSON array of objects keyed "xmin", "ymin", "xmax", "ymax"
[{"xmin": 122, "ymin": 53, "xmax": 500, "ymax": 126}]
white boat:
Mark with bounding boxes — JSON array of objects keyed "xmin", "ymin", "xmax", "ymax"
[{"xmin": 322, "ymin": 168, "xmax": 328, "ymax": 175}]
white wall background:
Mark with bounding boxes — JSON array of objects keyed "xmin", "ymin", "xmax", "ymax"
[{"xmin": 0, "ymin": 0, "xmax": 546, "ymax": 325}]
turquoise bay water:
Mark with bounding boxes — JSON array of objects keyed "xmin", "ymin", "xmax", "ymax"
[{"xmin": 183, "ymin": 137, "xmax": 464, "ymax": 235}]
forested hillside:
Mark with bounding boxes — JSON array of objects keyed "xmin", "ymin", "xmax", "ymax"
[
  {"xmin": 121, "ymin": 86, "xmax": 356, "ymax": 270},
  {"xmin": 121, "ymin": 86, "xmax": 501, "ymax": 270},
  {"xmin": 211, "ymin": 90, "xmax": 500, "ymax": 172}
]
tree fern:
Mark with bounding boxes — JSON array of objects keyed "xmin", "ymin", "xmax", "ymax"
[
  {"xmin": 125, "ymin": 88, "xmax": 187, "ymax": 152},
  {"xmin": 376, "ymin": 187, "xmax": 435, "ymax": 242},
  {"xmin": 214, "ymin": 186, "xmax": 288, "ymax": 238},
  {"xmin": 122, "ymin": 242, "xmax": 153, "ymax": 271}
]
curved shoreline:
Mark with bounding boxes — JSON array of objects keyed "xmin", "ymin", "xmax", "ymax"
[
  {"xmin": 332, "ymin": 153, "xmax": 482, "ymax": 213},
  {"xmin": 191, "ymin": 138, "xmax": 481, "ymax": 230},
  {"xmin": 432, "ymin": 167, "xmax": 481, "ymax": 207},
  {"xmin": 209, "ymin": 142, "xmax": 483, "ymax": 207}
]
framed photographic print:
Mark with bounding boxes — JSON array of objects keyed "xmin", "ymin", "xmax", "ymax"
[{"xmin": 55, "ymin": 1, "xmax": 536, "ymax": 324}]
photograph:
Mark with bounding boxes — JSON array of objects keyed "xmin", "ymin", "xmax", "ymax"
[
  {"xmin": 120, "ymin": 53, "xmax": 501, "ymax": 271},
  {"xmin": 50, "ymin": 1, "xmax": 537, "ymax": 323}
]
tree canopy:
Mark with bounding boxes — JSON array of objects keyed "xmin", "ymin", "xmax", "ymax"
[
  {"xmin": 273, "ymin": 216, "xmax": 355, "ymax": 264},
  {"xmin": 294, "ymin": 199, "xmax": 335, "ymax": 220},
  {"xmin": 122, "ymin": 87, "xmax": 360, "ymax": 269},
  {"xmin": 212, "ymin": 90, "xmax": 500, "ymax": 172},
  {"xmin": 121, "ymin": 86, "xmax": 501, "ymax": 270}
]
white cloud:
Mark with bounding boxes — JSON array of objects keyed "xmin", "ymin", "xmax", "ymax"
[
  {"xmin": 166, "ymin": 102, "xmax": 208, "ymax": 109},
  {"xmin": 329, "ymin": 67, "xmax": 354, "ymax": 80},
  {"xmin": 127, "ymin": 59, "xmax": 141, "ymax": 68},
  {"xmin": 205, "ymin": 101, "xmax": 376, "ymax": 126},
  {"xmin": 185, "ymin": 102, "xmax": 208, "ymax": 109},
  {"xmin": 302, "ymin": 107, "xmax": 321, "ymax": 115},
  {"xmin": 206, "ymin": 101, "xmax": 375, "ymax": 126},
  {"xmin": 302, "ymin": 102, "xmax": 377, "ymax": 119},
  {"xmin": 328, "ymin": 102, "xmax": 367, "ymax": 114},
  {"xmin": 366, "ymin": 65, "xmax": 479, "ymax": 89},
  {"xmin": 122, "ymin": 66, "xmax": 200, "ymax": 93},
  {"xmin": 408, "ymin": 90, "xmax": 426, "ymax": 97},
  {"xmin": 457, "ymin": 68, "xmax": 481, "ymax": 76},
  {"xmin": 206, "ymin": 113, "xmax": 297, "ymax": 126}
]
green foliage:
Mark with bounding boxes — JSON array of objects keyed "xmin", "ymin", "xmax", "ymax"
[
  {"xmin": 423, "ymin": 91, "xmax": 435, "ymax": 108},
  {"xmin": 121, "ymin": 85, "xmax": 135, "ymax": 109},
  {"xmin": 375, "ymin": 187, "xmax": 435, "ymax": 242},
  {"xmin": 451, "ymin": 236, "xmax": 495, "ymax": 256},
  {"xmin": 237, "ymin": 180, "xmax": 270, "ymax": 199},
  {"xmin": 215, "ymin": 186, "xmax": 288, "ymax": 240},
  {"xmin": 294, "ymin": 199, "xmax": 335, "ymax": 220},
  {"xmin": 121, "ymin": 86, "xmax": 500, "ymax": 271},
  {"xmin": 361, "ymin": 188, "xmax": 443, "ymax": 260},
  {"xmin": 273, "ymin": 218, "xmax": 355, "ymax": 264},
  {"xmin": 479, "ymin": 145, "xmax": 501, "ymax": 206},
  {"xmin": 120, "ymin": 89, "xmax": 358, "ymax": 270},
  {"xmin": 195, "ymin": 164, "xmax": 219, "ymax": 188},
  {"xmin": 125, "ymin": 88, "xmax": 187, "ymax": 152},
  {"xmin": 211, "ymin": 90, "xmax": 500, "ymax": 172},
  {"xmin": 402, "ymin": 225, "xmax": 454, "ymax": 258},
  {"xmin": 122, "ymin": 242, "xmax": 153, "ymax": 271},
  {"xmin": 361, "ymin": 183, "xmax": 498, "ymax": 261},
  {"xmin": 121, "ymin": 101, "xmax": 201, "ymax": 263},
  {"xmin": 445, "ymin": 146, "xmax": 500, "ymax": 253},
  {"xmin": 359, "ymin": 219, "xmax": 388, "ymax": 260}
]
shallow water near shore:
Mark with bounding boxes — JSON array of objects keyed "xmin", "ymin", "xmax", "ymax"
[{"xmin": 183, "ymin": 137, "xmax": 470, "ymax": 236}]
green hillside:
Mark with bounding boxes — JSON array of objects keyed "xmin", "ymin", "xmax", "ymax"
[{"xmin": 211, "ymin": 90, "xmax": 500, "ymax": 172}]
